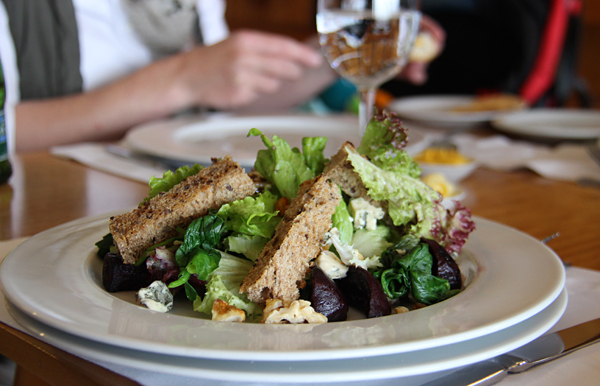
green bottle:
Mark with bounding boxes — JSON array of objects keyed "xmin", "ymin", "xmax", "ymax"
[{"xmin": 0, "ymin": 57, "xmax": 12, "ymax": 184}]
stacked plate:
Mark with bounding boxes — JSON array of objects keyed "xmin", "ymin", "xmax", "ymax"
[{"xmin": 0, "ymin": 212, "xmax": 566, "ymax": 384}]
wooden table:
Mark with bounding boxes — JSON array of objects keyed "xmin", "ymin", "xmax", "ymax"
[{"xmin": 1, "ymin": 149, "xmax": 600, "ymax": 385}]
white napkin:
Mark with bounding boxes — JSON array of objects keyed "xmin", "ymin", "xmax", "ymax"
[
  {"xmin": 51, "ymin": 142, "xmax": 167, "ymax": 183},
  {"xmin": 2, "ymin": 238, "xmax": 600, "ymax": 386},
  {"xmin": 450, "ymin": 134, "xmax": 600, "ymax": 183}
]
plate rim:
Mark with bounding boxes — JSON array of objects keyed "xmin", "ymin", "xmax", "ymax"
[
  {"xmin": 389, "ymin": 95, "xmax": 498, "ymax": 124},
  {"xmin": 0, "ymin": 212, "xmax": 566, "ymax": 362},
  {"xmin": 491, "ymin": 109, "xmax": 600, "ymax": 140},
  {"xmin": 6, "ymin": 290, "xmax": 567, "ymax": 383},
  {"xmin": 124, "ymin": 114, "xmax": 429, "ymax": 167}
]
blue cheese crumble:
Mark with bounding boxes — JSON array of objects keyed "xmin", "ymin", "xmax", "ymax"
[
  {"xmin": 348, "ymin": 198, "xmax": 384, "ymax": 230},
  {"xmin": 137, "ymin": 281, "xmax": 174, "ymax": 313}
]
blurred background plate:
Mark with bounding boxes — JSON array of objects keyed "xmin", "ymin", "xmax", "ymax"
[
  {"xmin": 125, "ymin": 114, "xmax": 429, "ymax": 168},
  {"xmin": 491, "ymin": 109, "xmax": 600, "ymax": 141},
  {"xmin": 388, "ymin": 95, "xmax": 525, "ymax": 130}
]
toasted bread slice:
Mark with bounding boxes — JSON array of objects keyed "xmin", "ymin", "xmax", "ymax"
[
  {"xmin": 109, "ymin": 156, "xmax": 255, "ymax": 264},
  {"xmin": 323, "ymin": 142, "xmax": 383, "ymax": 208},
  {"xmin": 240, "ymin": 174, "xmax": 341, "ymax": 304},
  {"xmin": 323, "ymin": 142, "xmax": 367, "ymax": 199}
]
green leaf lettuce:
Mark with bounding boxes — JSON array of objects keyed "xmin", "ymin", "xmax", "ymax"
[
  {"xmin": 144, "ymin": 164, "xmax": 204, "ymax": 202},
  {"xmin": 248, "ymin": 128, "xmax": 314, "ymax": 199},
  {"xmin": 357, "ymin": 111, "xmax": 420, "ymax": 178},
  {"xmin": 217, "ymin": 190, "xmax": 281, "ymax": 239}
]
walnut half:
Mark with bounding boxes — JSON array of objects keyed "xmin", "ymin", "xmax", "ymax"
[{"xmin": 261, "ymin": 299, "xmax": 327, "ymax": 324}]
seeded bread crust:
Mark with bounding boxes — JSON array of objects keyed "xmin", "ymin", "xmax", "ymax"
[
  {"xmin": 324, "ymin": 142, "xmax": 390, "ymax": 220},
  {"xmin": 240, "ymin": 175, "xmax": 341, "ymax": 304},
  {"xmin": 109, "ymin": 156, "xmax": 255, "ymax": 264},
  {"xmin": 323, "ymin": 142, "xmax": 382, "ymax": 203}
]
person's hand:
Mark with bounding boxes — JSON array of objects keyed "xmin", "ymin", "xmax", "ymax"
[
  {"xmin": 396, "ymin": 15, "xmax": 446, "ymax": 85},
  {"xmin": 175, "ymin": 30, "xmax": 324, "ymax": 109}
]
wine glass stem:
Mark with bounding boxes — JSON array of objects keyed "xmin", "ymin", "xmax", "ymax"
[{"xmin": 358, "ymin": 88, "xmax": 376, "ymax": 137}]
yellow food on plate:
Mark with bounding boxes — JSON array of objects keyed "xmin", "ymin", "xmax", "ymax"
[
  {"xmin": 414, "ymin": 147, "xmax": 472, "ymax": 165},
  {"xmin": 409, "ymin": 31, "xmax": 439, "ymax": 62},
  {"xmin": 421, "ymin": 173, "xmax": 458, "ymax": 198},
  {"xmin": 449, "ymin": 94, "xmax": 526, "ymax": 113}
]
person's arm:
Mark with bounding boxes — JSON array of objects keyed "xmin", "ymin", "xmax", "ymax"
[
  {"xmin": 15, "ymin": 30, "xmax": 323, "ymax": 152},
  {"xmin": 16, "ymin": 56, "xmax": 188, "ymax": 150},
  {"xmin": 234, "ymin": 35, "xmax": 338, "ymax": 114}
]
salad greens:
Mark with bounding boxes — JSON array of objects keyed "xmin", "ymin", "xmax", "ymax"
[
  {"xmin": 95, "ymin": 233, "xmax": 115, "ymax": 258},
  {"xmin": 331, "ymin": 196, "xmax": 353, "ymax": 245},
  {"xmin": 217, "ymin": 190, "xmax": 281, "ymax": 239},
  {"xmin": 375, "ymin": 242, "xmax": 457, "ymax": 305},
  {"xmin": 223, "ymin": 233, "xmax": 268, "ymax": 262},
  {"xmin": 248, "ymin": 128, "xmax": 318, "ymax": 199},
  {"xmin": 168, "ymin": 214, "xmax": 228, "ymax": 300},
  {"xmin": 106, "ymin": 110, "xmax": 475, "ymax": 321},
  {"xmin": 347, "ymin": 148, "xmax": 443, "ymax": 239},
  {"xmin": 302, "ymin": 136, "xmax": 328, "ymax": 176},
  {"xmin": 351, "ymin": 225, "xmax": 393, "ymax": 260},
  {"xmin": 144, "ymin": 164, "xmax": 204, "ymax": 202},
  {"xmin": 348, "ymin": 111, "xmax": 475, "ymax": 255},
  {"xmin": 170, "ymin": 130, "xmax": 331, "ymax": 310},
  {"xmin": 194, "ymin": 274, "xmax": 262, "ymax": 320},
  {"xmin": 356, "ymin": 111, "xmax": 421, "ymax": 178}
]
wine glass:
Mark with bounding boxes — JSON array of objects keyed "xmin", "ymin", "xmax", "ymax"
[{"xmin": 317, "ymin": 0, "xmax": 421, "ymax": 136}]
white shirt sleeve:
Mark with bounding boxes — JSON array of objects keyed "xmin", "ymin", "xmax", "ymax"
[
  {"xmin": 74, "ymin": 0, "xmax": 230, "ymax": 91},
  {"xmin": 73, "ymin": 0, "xmax": 154, "ymax": 91},
  {"xmin": 196, "ymin": 0, "xmax": 229, "ymax": 45},
  {"xmin": 0, "ymin": 2, "xmax": 20, "ymax": 155}
]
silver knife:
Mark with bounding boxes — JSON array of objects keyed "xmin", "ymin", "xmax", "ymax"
[{"xmin": 421, "ymin": 317, "xmax": 600, "ymax": 386}]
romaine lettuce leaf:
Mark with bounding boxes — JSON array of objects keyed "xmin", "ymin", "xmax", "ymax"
[
  {"xmin": 351, "ymin": 225, "xmax": 392, "ymax": 259},
  {"xmin": 302, "ymin": 136, "xmax": 327, "ymax": 176},
  {"xmin": 217, "ymin": 190, "xmax": 281, "ymax": 239},
  {"xmin": 248, "ymin": 128, "xmax": 314, "ymax": 199},
  {"xmin": 332, "ymin": 196, "xmax": 353, "ymax": 245},
  {"xmin": 327, "ymin": 228, "xmax": 382, "ymax": 270},
  {"xmin": 224, "ymin": 233, "xmax": 268, "ymax": 261},
  {"xmin": 211, "ymin": 250, "xmax": 255, "ymax": 290},
  {"xmin": 144, "ymin": 164, "xmax": 204, "ymax": 202},
  {"xmin": 193, "ymin": 274, "xmax": 262, "ymax": 319}
]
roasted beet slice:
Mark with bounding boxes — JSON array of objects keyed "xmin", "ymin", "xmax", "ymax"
[
  {"xmin": 311, "ymin": 267, "xmax": 349, "ymax": 322},
  {"xmin": 337, "ymin": 266, "xmax": 391, "ymax": 318},
  {"xmin": 188, "ymin": 275, "xmax": 207, "ymax": 299},
  {"xmin": 421, "ymin": 238, "xmax": 462, "ymax": 290},
  {"xmin": 102, "ymin": 253, "xmax": 151, "ymax": 292}
]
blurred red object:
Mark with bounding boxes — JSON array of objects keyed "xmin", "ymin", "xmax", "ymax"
[{"xmin": 520, "ymin": 0, "xmax": 583, "ymax": 105}]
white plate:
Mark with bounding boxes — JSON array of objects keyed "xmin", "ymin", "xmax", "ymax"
[
  {"xmin": 389, "ymin": 95, "xmax": 517, "ymax": 129},
  {"xmin": 124, "ymin": 114, "xmax": 428, "ymax": 167},
  {"xmin": 492, "ymin": 109, "xmax": 600, "ymax": 141},
  {"xmin": 0, "ymin": 213, "xmax": 565, "ymax": 362},
  {"xmin": 6, "ymin": 291, "xmax": 567, "ymax": 384}
]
